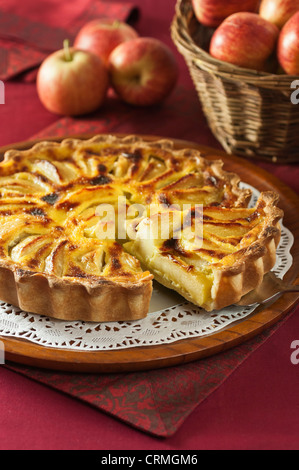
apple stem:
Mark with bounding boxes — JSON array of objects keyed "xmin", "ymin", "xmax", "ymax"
[{"xmin": 63, "ymin": 39, "xmax": 72, "ymax": 62}]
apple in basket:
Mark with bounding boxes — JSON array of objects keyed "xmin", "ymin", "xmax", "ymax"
[
  {"xmin": 191, "ymin": 0, "xmax": 260, "ymax": 28},
  {"xmin": 37, "ymin": 40, "xmax": 109, "ymax": 116},
  {"xmin": 277, "ymin": 12, "xmax": 299, "ymax": 75},
  {"xmin": 74, "ymin": 18, "xmax": 139, "ymax": 66},
  {"xmin": 108, "ymin": 37, "xmax": 179, "ymax": 106},
  {"xmin": 209, "ymin": 12, "xmax": 279, "ymax": 71},
  {"xmin": 259, "ymin": 0, "xmax": 299, "ymax": 29}
]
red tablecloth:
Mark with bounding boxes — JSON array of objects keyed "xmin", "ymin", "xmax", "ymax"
[{"xmin": 0, "ymin": 0, "xmax": 298, "ymax": 450}]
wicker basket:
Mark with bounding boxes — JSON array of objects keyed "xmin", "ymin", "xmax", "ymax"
[{"xmin": 171, "ymin": 0, "xmax": 299, "ymax": 163}]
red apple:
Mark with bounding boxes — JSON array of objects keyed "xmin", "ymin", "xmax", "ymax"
[
  {"xmin": 108, "ymin": 37, "xmax": 179, "ymax": 106},
  {"xmin": 209, "ymin": 12, "xmax": 279, "ymax": 70},
  {"xmin": 37, "ymin": 42, "xmax": 109, "ymax": 116},
  {"xmin": 259, "ymin": 0, "xmax": 299, "ymax": 29},
  {"xmin": 278, "ymin": 12, "xmax": 299, "ymax": 75},
  {"xmin": 191, "ymin": 0, "xmax": 260, "ymax": 28},
  {"xmin": 74, "ymin": 18, "xmax": 139, "ymax": 66}
]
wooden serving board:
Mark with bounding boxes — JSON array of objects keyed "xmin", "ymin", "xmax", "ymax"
[{"xmin": 0, "ymin": 135, "xmax": 298, "ymax": 373}]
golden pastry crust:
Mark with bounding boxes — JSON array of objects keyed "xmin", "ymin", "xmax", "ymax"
[{"xmin": 0, "ymin": 134, "xmax": 282, "ymax": 320}]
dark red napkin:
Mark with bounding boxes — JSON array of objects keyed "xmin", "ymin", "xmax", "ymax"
[
  {"xmin": 5, "ymin": 311, "xmax": 296, "ymax": 437},
  {"xmin": 31, "ymin": 87, "xmax": 218, "ymax": 148},
  {"xmin": 0, "ymin": 0, "xmax": 139, "ymax": 81},
  {"xmin": 3, "ymin": 88, "xmax": 298, "ymax": 437}
]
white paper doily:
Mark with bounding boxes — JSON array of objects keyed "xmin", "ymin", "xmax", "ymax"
[{"xmin": 0, "ymin": 184, "xmax": 294, "ymax": 351}]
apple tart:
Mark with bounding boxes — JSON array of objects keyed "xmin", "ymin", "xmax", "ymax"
[{"xmin": 0, "ymin": 134, "xmax": 283, "ymax": 321}]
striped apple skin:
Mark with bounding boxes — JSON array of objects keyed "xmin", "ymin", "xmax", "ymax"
[{"xmin": 191, "ymin": 0, "xmax": 260, "ymax": 28}]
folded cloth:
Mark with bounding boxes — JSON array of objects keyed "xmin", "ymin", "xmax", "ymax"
[
  {"xmin": 32, "ymin": 87, "xmax": 217, "ymax": 148},
  {"xmin": 0, "ymin": 0, "xmax": 139, "ymax": 81},
  {"xmin": 5, "ymin": 311, "xmax": 296, "ymax": 437}
]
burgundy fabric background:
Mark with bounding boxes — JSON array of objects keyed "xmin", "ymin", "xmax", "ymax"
[{"xmin": 0, "ymin": 0, "xmax": 298, "ymax": 450}]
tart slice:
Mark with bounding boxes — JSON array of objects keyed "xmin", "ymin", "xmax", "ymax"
[{"xmin": 125, "ymin": 192, "xmax": 283, "ymax": 311}]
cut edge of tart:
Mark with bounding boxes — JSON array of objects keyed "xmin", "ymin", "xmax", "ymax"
[
  {"xmin": 125, "ymin": 191, "xmax": 283, "ymax": 312},
  {"xmin": 0, "ymin": 134, "xmax": 284, "ymax": 321}
]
